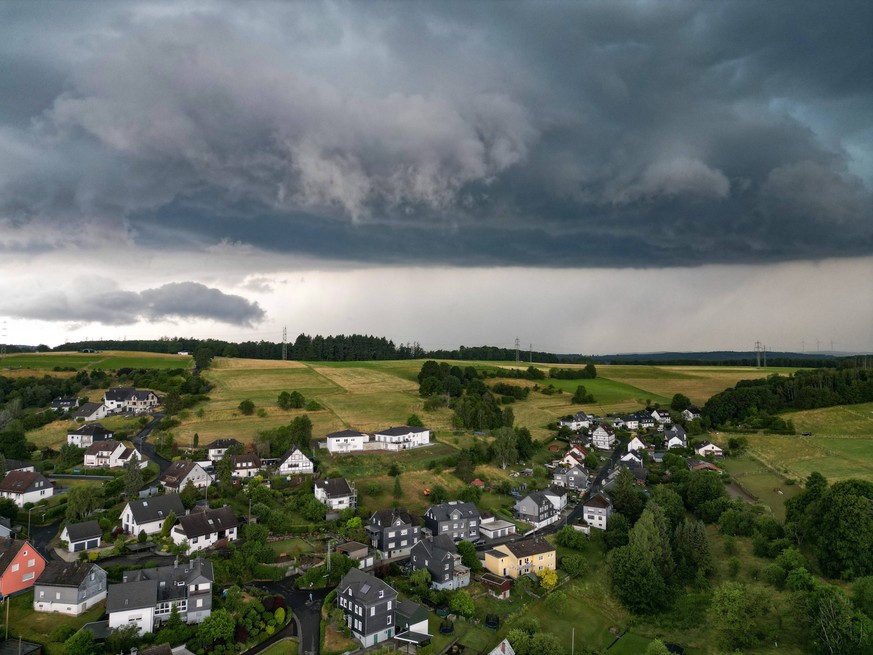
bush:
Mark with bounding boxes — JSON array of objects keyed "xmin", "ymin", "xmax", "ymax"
[{"xmin": 239, "ymin": 400, "xmax": 255, "ymax": 415}]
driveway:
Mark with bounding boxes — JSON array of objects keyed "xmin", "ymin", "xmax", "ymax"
[
  {"xmin": 134, "ymin": 413, "xmax": 172, "ymax": 475},
  {"xmin": 254, "ymin": 577, "xmax": 333, "ymax": 655}
]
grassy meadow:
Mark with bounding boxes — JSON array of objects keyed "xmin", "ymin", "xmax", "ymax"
[{"xmin": 0, "ymin": 350, "xmax": 192, "ymax": 371}]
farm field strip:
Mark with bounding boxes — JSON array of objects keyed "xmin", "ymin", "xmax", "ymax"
[{"xmin": 1, "ymin": 351, "xmax": 191, "ymax": 370}]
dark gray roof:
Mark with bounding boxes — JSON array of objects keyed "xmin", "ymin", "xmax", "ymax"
[
  {"xmin": 65, "ymin": 520, "xmax": 102, "ymax": 542},
  {"xmin": 85, "ymin": 439, "xmax": 121, "ymax": 456},
  {"xmin": 502, "ymin": 539, "xmax": 554, "ymax": 559},
  {"xmin": 231, "ymin": 454, "xmax": 262, "ymax": 468},
  {"xmin": 73, "ymin": 402, "xmax": 104, "ymax": 418},
  {"xmin": 111, "ymin": 557, "xmax": 214, "ymax": 611},
  {"xmin": 70, "ymin": 423, "xmax": 112, "ymax": 436},
  {"xmin": 105, "ymin": 387, "xmax": 136, "ymax": 401},
  {"xmin": 314, "ymin": 478, "xmax": 353, "ymax": 497},
  {"xmin": 412, "ymin": 535, "xmax": 456, "ymax": 561},
  {"xmin": 376, "ymin": 426, "xmax": 428, "ymax": 436},
  {"xmin": 107, "ymin": 578, "xmax": 158, "ymax": 612},
  {"xmin": 206, "ymin": 438, "xmax": 241, "ymax": 450},
  {"xmin": 0, "ymin": 539, "xmax": 27, "ymax": 571},
  {"xmin": 520, "ymin": 491, "xmax": 551, "ymax": 509},
  {"xmin": 426, "ymin": 501, "xmax": 479, "ymax": 522},
  {"xmin": 127, "ymin": 494, "xmax": 185, "ymax": 524},
  {"xmin": 326, "ymin": 429, "xmax": 367, "ymax": 439},
  {"xmin": 337, "ymin": 568, "xmax": 397, "ymax": 604},
  {"xmin": 37, "ymin": 561, "xmax": 102, "ymax": 587},
  {"xmin": 369, "ymin": 508, "xmax": 416, "ymax": 527},
  {"xmin": 176, "ymin": 507, "xmax": 240, "ymax": 539}
]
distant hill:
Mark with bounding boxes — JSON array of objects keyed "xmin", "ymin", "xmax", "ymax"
[{"xmin": 584, "ymin": 351, "xmax": 841, "ymax": 366}]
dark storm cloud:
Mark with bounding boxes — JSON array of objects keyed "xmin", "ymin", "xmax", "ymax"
[
  {"xmin": 2, "ymin": 282, "xmax": 265, "ymax": 326},
  {"xmin": 0, "ymin": 1, "xmax": 870, "ymax": 265}
]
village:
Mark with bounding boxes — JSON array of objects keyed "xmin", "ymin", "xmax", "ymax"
[{"xmin": 0, "ymin": 375, "xmax": 732, "ymax": 655}]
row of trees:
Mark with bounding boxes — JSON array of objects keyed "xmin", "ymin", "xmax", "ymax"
[{"xmin": 704, "ymin": 368, "xmax": 873, "ymax": 427}]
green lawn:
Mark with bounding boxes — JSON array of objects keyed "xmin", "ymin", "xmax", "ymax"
[
  {"xmin": 269, "ymin": 537, "xmax": 315, "ymax": 558},
  {"xmin": 1, "ymin": 351, "xmax": 191, "ymax": 370},
  {"xmin": 259, "ymin": 637, "xmax": 299, "ymax": 655},
  {"xmin": 2, "ymin": 590, "xmax": 106, "ymax": 655},
  {"xmin": 786, "ymin": 401, "xmax": 873, "ymax": 437},
  {"xmin": 718, "ymin": 453, "xmax": 802, "ymax": 521}
]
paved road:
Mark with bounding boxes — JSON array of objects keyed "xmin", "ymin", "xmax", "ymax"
[
  {"xmin": 134, "ymin": 413, "xmax": 172, "ymax": 475},
  {"xmin": 28, "ymin": 519, "xmax": 63, "ymax": 561},
  {"xmin": 254, "ymin": 578, "xmax": 332, "ymax": 655}
]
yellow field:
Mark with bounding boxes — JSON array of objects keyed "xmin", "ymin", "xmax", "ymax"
[{"xmin": 602, "ymin": 365, "xmax": 798, "ymax": 406}]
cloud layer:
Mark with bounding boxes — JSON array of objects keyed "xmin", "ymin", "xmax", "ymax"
[
  {"xmin": 0, "ymin": 1, "xmax": 870, "ymax": 268},
  {"xmin": 2, "ymin": 282, "xmax": 264, "ymax": 327}
]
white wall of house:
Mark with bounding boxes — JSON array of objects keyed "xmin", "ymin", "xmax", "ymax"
[
  {"xmin": 109, "ymin": 606, "xmax": 156, "ymax": 635},
  {"xmin": 171, "ymin": 526, "xmax": 238, "ymax": 555},
  {"xmin": 121, "ymin": 507, "xmax": 164, "ymax": 536},
  {"xmin": 326, "ymin": 435, "xmax": 368, "ymax": 453},
  {"xmin": 278, "ymin": 450, "xmax": 314, "ymax": 475},
  {"xmin": 2, "ymin": 486, "xmax": 53, "ymax": 508},
  {"xmin": 34, "ymin": 589, "xmax": 106, "ymax": 616}
]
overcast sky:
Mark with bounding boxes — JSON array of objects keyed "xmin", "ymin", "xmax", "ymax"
[{"xmin": 1, "ymin": 1, "xmax": 871, "ymax": 353}]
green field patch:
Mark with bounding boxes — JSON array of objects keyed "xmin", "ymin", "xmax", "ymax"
[
  {"xmin": 259, "ymin": 638, "xmax": 299, "ymax": 655},
  {"xmin": 738, "ymin": 432, "xmax": 873, "ymax": 484},
  {"xmin": 1, "ymin": 351, "xmax": 191, "ymax": 371},
  {"xmin": 718, "ymin": 452, "xmax": 801, "ymax": 521},
  {"xmin": 787, "ymin": 401, "xmax": 873, "ymax": 437},
  {"xmin": 538, "ymin": 375, "xmax": 671, "ymax": 405},
  {"xmin": 269, "ymin": 537, "xmax": 315, "ymax": 559}
]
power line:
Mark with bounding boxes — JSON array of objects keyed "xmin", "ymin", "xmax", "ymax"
[
  {"xmin": 282, "ymin": 326, "xmax": 287, "ymax": 361},
  {"xmin": 514, "ymin": 337, "xmax": 520, "ymax": 363}
]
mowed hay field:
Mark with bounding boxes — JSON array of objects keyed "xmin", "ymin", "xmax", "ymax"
[
  {"xmin": 600, "ymin": 365, "xmax": 800, "ymax": 406},
  {"xmin": 173, "ymin": 358, "xmax": 803, "ymax": 446}
]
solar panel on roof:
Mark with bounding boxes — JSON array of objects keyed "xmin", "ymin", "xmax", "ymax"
[{"xmin": 361, "ymin": 583, "xmax": 371, "ymax": 594}]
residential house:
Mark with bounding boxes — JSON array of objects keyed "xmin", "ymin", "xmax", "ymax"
[
  {"xmin": 665, "ymin": 425, "xmax": 688, "ymax": 450},
  {"xmin": 33, "ymin": 561, "xmax": 107, "ymax": 616},
  {"xmin": 514, "ymin": 491, "xmax": 558, "ymax": 530},
  {"xmin": 695, "ymin": 441, "xmax": 724, "ymax": 457},
  {"xmin": 121, "ymin": 494, "xmax": 186, "ymax": 536},
  {"xmin": 103, "ymin": 387, "xmax": 159, "ymax": 414},
  {"xmin": 612, "ymin": 416, "xmax": 626, "ymax": 429},
  {"xmin": 483, "ymin": 540, "xmax": 556, "ymax": 579},
  {"xmin": 72, "ymin": 402, "xmax": 108, "ymax": 422},
  {"xmin": 621, "ymin": 451, "xmax": 644, "ymax": 468},
  {"xmin": 423, "ymin": 501, "xmax": 480, "ymax": 541},
  {"xmin": 160, "ymin": 461, "xmax": 211, "ymax": 493},
  {"xmin": 205, "ymin": 439, "xmax": 242, "ymax": 462},
  {"xmin": 552, "ymin": 464, "xmax": 589, "ymax": 491},
  {"xmin": 394, "ymin": 598, "xmax": 431, "ymax": 650},
  {"xmin": 544, "ymin": 486, "xmax": 568, "ymax": 512},
  {"xmin": 107, "ymin": 557, "xmax": 213, "ymax": 635},
  {"xmin": 277, "ymin": 447, "xmax": 314, "ymax": 476},
  {"xmin": 2, "ymin": 460, "xmax": 34, "ymax": 474},
  {"xmin": 591, "ymin": 424, "xmax": 616, "ymax": 450},
  {"xmin": 682, "ymin": 406, "xmax": 702, "ymax": 421},
  {"xmin": 627, "ymin": 435, "xmax": 646, "ymax": 453},
  {"xmin": 558, "ymin": 444, "xmax": 588, "ymax": 469},
  {"xmin": 50, "ymin": 397, "xmax": 80, "ymax": 413},
  {"xmin": 171, "ymin": 506, "xmax": 240, "ymax": 554},
  {"xmin": 478, "ymin": 514, "xmax": 516, "ymax": 540},
  {"xmin": 582, "ymin": 493, "xmax": 612, "ymax": 530},
  {"xmin": 230, "ymin": 454, "xmax": 263, "ymax": 478},
  {"xmin": 336, "ymin": 568, "xmax": 398, "ymax": 647},
  {"xmin": 336, "ymin": 542, "xmax": 375, "ymax": 570},
  {"xmin": 558, "ymin": 411, "xmax": 590, "ymax": 431},
  {"xmin": 373, "ymin": 426, "xmax": 430, "ymax": 451},
  {"xmin": 0, "ymin": 539, "xmax": 46, "ymax": 598},
  {"xmin": 67, "ymin": 423, "xmax": 114, "ymax": 448},
  {"xmin": 651, "ymin": 408, "xmax": 672, "ymax": 425},
  {"xmin": 0, "ymin": 471, "xmax": 54, "ymax": 508},
  {"xmin": 84, "ymin": 440, "xmax": 141, "ymax": 469},
  {"xmin": 61, "ymin": 521, "xmax": 103, "ymax": 553},
  {"xmin": 325, "ymin": 429, "xmax": 369, "ymax": 454},
  {"xmin": 0, "ymin": 518, "xmax": 14, "ymax": 539},
  {"xmin": 366, "ymin": 508, "xmax": 419, "ymax": 558},
  {"xmin": 637, "ymin": 413, "xmax": 656, "ymax": 430},
  {"xmin": 314, "ymin": 478, "xmax": 357, "ymax": 512},
  {"xmin": 622, "ymin": 414, "xmax": 641, "ymax": 431},
  {"xmin": 410, "ymin": 535, "xmax": 470, "ymax": 590}
]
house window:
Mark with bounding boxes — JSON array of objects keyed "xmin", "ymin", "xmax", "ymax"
[
  {"xmin": 387, "ymin": 600, "xmax": 392, "ymax": 610},
  {"xmin": 39, "ymin": 591, "xmax": 44, "ymax": 598},
  {"xmin": 22, "ymin": 572, "xmax": 35, "ymax": 581},
  {"xmin": 197, "ymin": 598, "xmax": 203, "ymax": 608},
  {"xmin": 56, "ymin": 592, "xmax": 61, "ymax": 599},
  {"xmin": 371, "ymin": 607, "xmax": 375, "ymax": 616},
  {"xmin": 11, "ymin": 564, "xmax": 18, "ymax": 572},
  {"xmin": 387, "ymin": 615, "xmax": 392, "ymax": 625}
]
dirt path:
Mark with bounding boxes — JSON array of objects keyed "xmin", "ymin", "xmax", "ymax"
[{"xmin": 725, "ymin": 481, "xmax": 757, "ymax": 503}]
